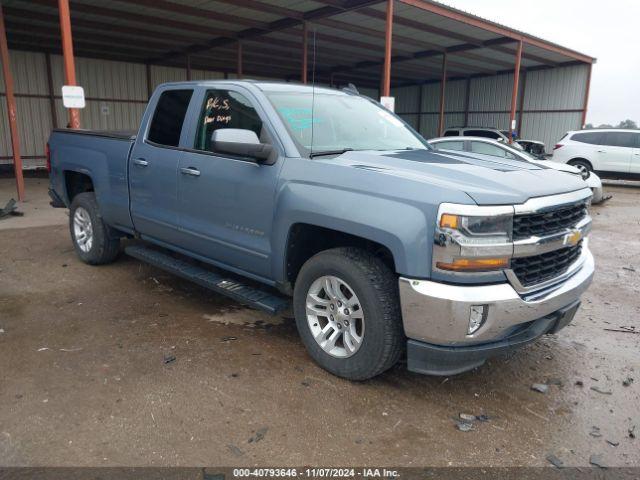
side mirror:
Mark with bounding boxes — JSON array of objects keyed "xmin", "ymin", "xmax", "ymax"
[{"xmin": 211, "ymin": 128, "xmax": 273, "ymax": 161}]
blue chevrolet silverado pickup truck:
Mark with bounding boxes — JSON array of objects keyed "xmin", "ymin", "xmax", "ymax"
[{"xmin": 48, "ymin": 80, "xmax": 594, "ymax": 380}]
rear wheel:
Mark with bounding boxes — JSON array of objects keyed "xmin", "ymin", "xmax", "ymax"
[
  {"xmin": 69, "ymin": 192, "xmax": 120, "ymax": 265},
  {"xmin": 293, "ymin": 247, "xmax": 404, "ymax": 380},
  {"xmin": 568, "ymin": 159, "xmax": 592, "ymax": 177}
]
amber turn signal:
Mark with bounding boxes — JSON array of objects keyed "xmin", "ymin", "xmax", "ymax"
[
  {"xmin": 440, "ymin": 214, "xmax": 459, "ymax": 229},
  {"xmin": 436, "ymin": 257, "xmax": 509, "ymax": 272}
]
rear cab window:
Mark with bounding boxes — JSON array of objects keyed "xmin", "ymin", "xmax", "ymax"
[
  {"xmin": 147, "ymin": 89, "xmax": 193, "ymax": 147},
  {"xmin": 443, "ymin": 130, "xmax": 459, "ymax": 137}
]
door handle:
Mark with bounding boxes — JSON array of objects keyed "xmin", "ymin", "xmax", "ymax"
[
  {"xmin": 597, "ymin": 150, "xmax": 606, "ymax": 153},
  {"xmin": 180, "ymin": 167, "xmax": 200, "ymax": 177},
  {"xmin": 133, "ymin": 158, "xmax": 148, "ymax": 167}
]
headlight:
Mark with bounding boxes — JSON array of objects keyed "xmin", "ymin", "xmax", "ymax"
[
  {"xmin": 434, "ymin": 205, "xmax": 514, "ymax": 273},
  {"xmin": 440, "ymin": 213, "xmax": 512, "ymax": 240}
]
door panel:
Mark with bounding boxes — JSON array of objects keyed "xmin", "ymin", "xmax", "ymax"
[
  {"xmin": 630, "ymin": 133, "xmax": 640, "ymax": 174},
  {"xmin": 176, "ymin": 88, "xmax": 281, "ymax": 279},
  {"xmin": 129, "ymin": 88, "xmax": 193, "ymax": 244},
  {"xmin": 129, "ymin": 142, "xmax": 184, "ymax": 243},
  {"xmin": 594, "ymin": 132, "xmax": 633, "ymax": 173},
  {"xmin": 177, "ymin": 152, "xmax": 279, "ymax": 277}
]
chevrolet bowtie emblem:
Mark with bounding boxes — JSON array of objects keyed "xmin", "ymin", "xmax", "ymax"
[{"xmin": 565, "ymin": 230, "xmax": 582, "ymax": 246}]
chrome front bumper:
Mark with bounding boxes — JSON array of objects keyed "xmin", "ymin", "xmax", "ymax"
[{"xmin": 399, "ymin": 246, "xmax": 594, "ymax": 346}]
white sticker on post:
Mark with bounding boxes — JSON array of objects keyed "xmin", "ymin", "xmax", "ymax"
[
  {"xmin": 511, "ymin": 119, "xmax": 516, "ymax": 130},
  {"xmin": 380, "ymin": 96, "xmax": 395, "ymax": 112},
  {"xmin": 62, "ymin": 85, "xmax": 86, "ymax": 109}
]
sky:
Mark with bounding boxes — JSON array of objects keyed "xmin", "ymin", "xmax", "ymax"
[{"xmin": 439, "ymin": 0, "xmax": 639, "ymax": 127}]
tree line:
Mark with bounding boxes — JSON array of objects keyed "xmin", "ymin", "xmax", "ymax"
[{"xmin": 584, "ymin": 119, "xmax": 637, "ymax": 129}]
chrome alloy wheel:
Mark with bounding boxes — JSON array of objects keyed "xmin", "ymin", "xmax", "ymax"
[
  {"xmin": 305, "ymin": 275, "xmax": 365, "ymax": 358},
  {"xmin": 73, "ymin": 207, "xmax": 93, "ymax": 253}
]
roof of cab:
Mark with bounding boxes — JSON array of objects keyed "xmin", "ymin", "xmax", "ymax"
[{"xmin": 157, "ymin": 79, "xmax": 350, "ymax": 96}]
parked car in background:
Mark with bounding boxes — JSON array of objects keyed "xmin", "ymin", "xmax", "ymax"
[
  {"xmin": 516, "ymin": 139, "xmax": 548, "ymax": 159},
  {"xmin": 429, "ymin": 136, "xmax": 604, "ymax": 203},
  {"xmin": 442, "ymin": 127, "xmax": 523, "ymax": 149},
  {"xmin": 552, "ymin": 129, "xmax": 640, "ymax": 180}
]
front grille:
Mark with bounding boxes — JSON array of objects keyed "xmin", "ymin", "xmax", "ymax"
[
  {"xmin": 513, "ymin": 202, "xmax": 587, "ymax": 240},
  {"xmin": 511, "ymin": 242, "xmax": 583, "ymax": 287}
]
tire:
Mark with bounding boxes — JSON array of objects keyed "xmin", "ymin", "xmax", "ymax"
[
  {"xmin": 69, "ymin": 192, "xmax": 120, "ymax": 265},
  {"xmin": 568, "ymin": 159, "xmax": 593, "ymax": 176},
  {"xmin": 293, "ymin": 247, "xmax": 404, "ymax": 380}
]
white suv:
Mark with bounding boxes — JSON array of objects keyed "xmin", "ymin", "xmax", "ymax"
[
  {"xmin": 552, "ymin": 129, "xmax": 640, "ymax": 179},
  {"xmin": 442, "ymin": 127, "xmax": 522, "ymax": 149}
]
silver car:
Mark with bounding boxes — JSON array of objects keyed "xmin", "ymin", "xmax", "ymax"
[{"xmin": 428, "ymin": 136, "xmax": 604, "ymax": 203}]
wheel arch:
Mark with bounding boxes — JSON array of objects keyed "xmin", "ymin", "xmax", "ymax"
[
  {"xmin": 283, "ymin": 223, "xmax": 398, "ymax": 292},
  {"xmin": 567, "ymin": 158, "xmax": 594, "ymax": 171}
]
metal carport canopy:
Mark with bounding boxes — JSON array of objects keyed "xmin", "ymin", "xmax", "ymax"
[
  {"xmin": 2, "ymin": 0, "xmax": 595, "ymax": 86},
  {"xmin": 0, "ymin": 0, "xmax": 595, "ymax": 200}
]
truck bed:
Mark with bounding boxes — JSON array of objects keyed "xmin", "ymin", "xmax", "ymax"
[{"xmin": 48, "ymin": 127, "xmax": 136, "ymax": 232}]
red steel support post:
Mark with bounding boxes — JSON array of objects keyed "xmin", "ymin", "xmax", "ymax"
[
  {"xmin": 301, "ymin": 22, "xmax": 308, "ymax": 84},
  {"xmin": 58, "ymin": 0, "xmax": 80, "ymax": 129},
  {"xmin": 581, "ymin": 62, "xmax": 593, "ymax": 128},
  {"xmin": 516, "ymin": 69, "xmax": 526, "ymax": 135},
  {"xmin": 437, "ymin": 52, "xmax": 447, "ymax": 136},
  {"xmin": 508, "ymin": 40, "xmax": 523, "ymax": 143},
  {"xmin": 237, "ymin": 41, "xmax": 243, "ymax": 79},
  {"xmin": 0, "ymin": 5, "xmax": 25, "ymax": 200},
  {"xmin": 381, "ymin": 0, "xmax": 394, "ymax": 97}
]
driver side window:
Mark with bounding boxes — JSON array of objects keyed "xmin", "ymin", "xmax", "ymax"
[{"xmin": 195, "ymin": 90, "xmax": 264, "ymax": 153}]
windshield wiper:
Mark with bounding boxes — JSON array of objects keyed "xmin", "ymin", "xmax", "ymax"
[{"xmin": 309, "ymin": 148, "xmax": 353, "ymax": 158}]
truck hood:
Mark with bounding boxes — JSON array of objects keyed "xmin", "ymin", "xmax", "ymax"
[{"xmin": 323, "ymin": 149, "xmax": 587, "ymax": 205}]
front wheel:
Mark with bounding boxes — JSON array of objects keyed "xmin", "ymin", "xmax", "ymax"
[
  {"xmin": 69, "ymin": 192, "xmax": 120, "ymax": 265},
  {"xmin": 568, "ymin": 159, "xmax": 592, "ymax": 177},
  {"xmin": 293, "ymin": 248, "xmax": 404, "ymax": 380}
]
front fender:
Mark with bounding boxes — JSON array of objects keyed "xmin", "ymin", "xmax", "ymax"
[{"xmin": 271, "ymin": 181, "xmax": 435, "ymax": 281}]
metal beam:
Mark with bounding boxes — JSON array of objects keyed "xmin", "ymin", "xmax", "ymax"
[
  {"xmin": 58, "ymin": 0, "xmax": 80, "ymax": 129},
  {"xmin": 517, "ymin": 69, "xmax": 526, "ymax": 135},
  {"xmin": 381, "ymin": 0, "xmax": 393, "ymax": 97},
  {"xmin": 120, "ymin": 0, "xmax": 267, "ymax": 29},
  {"xmin": 0, "ymin": 4, "xmax": 25, "ymax": 200},
  {"xmin": 151, "ymin": 0, "xmax": 383, "ymax": 62},
  {"xmin": 508, "ymin": 40, "xmax": 523, "ymax": 143},
  {"xmin": 437, "ymin": 53, "xmax": 447, "ymax": 136},
  {"xmin": 3, "ymin": 6, "xmax": 207, "ymax": 46},
  {"xmin": 398, "ymin": 0, "xmax": 594, "ymax": 64},
  {"xmin": 581, "ymin": 62, "xmax": 592, "ymax": 128}
]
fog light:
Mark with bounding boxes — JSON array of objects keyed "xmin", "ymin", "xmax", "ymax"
[{"xmin": 468, "ymin": 305, "xmax": 488, "ymax": 335}]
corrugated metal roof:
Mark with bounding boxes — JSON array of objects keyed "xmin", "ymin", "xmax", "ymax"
[{"xmin": 2, "ymin": 0, "xmax": 594, "ymax": 89}]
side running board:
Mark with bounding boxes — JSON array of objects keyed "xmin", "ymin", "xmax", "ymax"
[{"xmin": 125, "ymin": 244, "xmax": 290, "ymax": 315}]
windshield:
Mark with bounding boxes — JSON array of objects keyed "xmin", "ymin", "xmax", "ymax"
[{"xmin": 264, "ymin": 91, "xmax": 429, "ymax": 156}]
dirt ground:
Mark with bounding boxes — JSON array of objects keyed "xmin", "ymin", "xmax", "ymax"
[{"xmin": 0, "ymin": 175, "xmax": 638, "ymax": 467}]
